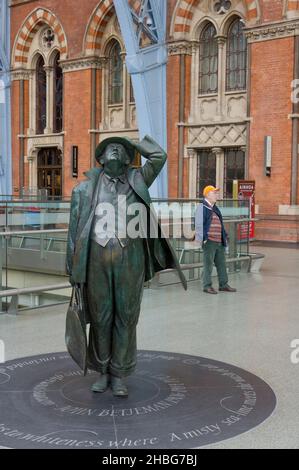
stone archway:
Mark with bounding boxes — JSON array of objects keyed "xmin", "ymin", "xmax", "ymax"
[
  {"xmin": 12, "ymin": 8, "xmax": 67, "ymax": 68},
  {"xmin": 83, "ymin": 0, "xmax": 143, "ymax": 55},
  {"xmin": 83, "ymin": 0, "xmax": 115, "ymax": 56},
  {"xmin": 170, "ymin": 0, "xmax": 261, "ymax": 39}
]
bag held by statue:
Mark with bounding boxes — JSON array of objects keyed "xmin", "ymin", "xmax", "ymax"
[{"xmin": 65, "ymin": 285, "xmax": 88, "ymax": 375}]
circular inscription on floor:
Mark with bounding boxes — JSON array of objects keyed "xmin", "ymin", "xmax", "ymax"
[{"xmin": 0, "ymin": 351, "xmax": 276, "ymax": 449}]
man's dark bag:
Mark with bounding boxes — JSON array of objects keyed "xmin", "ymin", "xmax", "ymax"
[{"xmin": 65, "ymin": 285, "xmax": 88, "ymax": 375}]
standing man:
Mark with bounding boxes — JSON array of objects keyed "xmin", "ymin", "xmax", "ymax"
[
  {"xmin": 195, "ymin": 185, "xmax": 236, "ymax": 295},
  {"xmin": 66, "ymin": 135, "xmax": 187, "ymax": 397}
]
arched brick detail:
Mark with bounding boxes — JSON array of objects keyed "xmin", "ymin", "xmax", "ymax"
[
  {"xmin": 286, "ymin": 0, "xmax": 299, "ymax": 12},
  {"xmin": 12, "ymin": 8, "xmax": 67, "ymax": 68},
  {"xmin": 84, "ymin": 0, "xmax": 143, "ymax": 55},
  {"xmin": 244, "ymin": 0, "xmax": 260, "ymax": 21},
  {"xmin": 171, "ymin": 0, "xmax": 261, "ymax": 38},
  {"xmin": 84, "ymin": 0, "xmax": 115, "ymax": 55}
]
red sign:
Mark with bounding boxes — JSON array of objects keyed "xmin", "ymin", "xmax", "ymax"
[{"xmin": 236, "ymin": 180, "xmax": 255, "ymax": 240}]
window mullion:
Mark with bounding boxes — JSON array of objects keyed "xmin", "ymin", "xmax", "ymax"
[
  {"xmin": 217, "ymin": 35, "xmax": 226, "ymax": 119},
  {"xmin": 44, "ymin": 65, "xmax": 53, "ymax": 134}
]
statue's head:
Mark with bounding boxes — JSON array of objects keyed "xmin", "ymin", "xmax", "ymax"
[
  {"xmin": 95, "ymin": 137, "xmax": 136, "ymax": 178},
  {"xmin": 100, "ymin": 143, "xmax": 130, "ymax": 177}
]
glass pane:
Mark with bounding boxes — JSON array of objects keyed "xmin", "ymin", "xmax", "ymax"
[
  {"xmin": 36, "ymin": 56, "xmax": 47, "ymax": 134},
  {"xmin": 108, "ymin": 41, "xmax": 123, "ymax": 105},
  {"xmin": 199, "ymin": 24, "xmax": 218, "ymax": 94},
  {"xmin": 37, "ymin": 148, "xmax": 62, "ymax": 199},
  {"xmin": 53, "ymin": 53, "xmax": 63, "ymax": 133},
  {"xmin": 226, "ymin": 19, "xmax": 247, "ymax": 91},
  {"xmin": 224, "ymin": 148, "xmax": 245, "ymax": 198},
  {"xmin": 197, "ymin": 150, "xmax": 217, "ymax": 197}
]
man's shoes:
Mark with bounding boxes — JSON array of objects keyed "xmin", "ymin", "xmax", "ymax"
[
  {"xmin": 219, "ymin": 285, "xmax": 237, "ymax": 292},
  {"xmin": 111, "ymin": 375, "xmax": 128, "ymax": 397},
  {"xmin": 203, "ymin": 287, "xmax": 218, "ymax": 294},
  {"xmin": 91, "ymin": 374, "xmax": 109, "ymax": 393}
]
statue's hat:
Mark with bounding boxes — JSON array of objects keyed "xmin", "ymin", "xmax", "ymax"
[{"xmin": 95, "ymin": 136, "xmax": 137, "ymax": 164}]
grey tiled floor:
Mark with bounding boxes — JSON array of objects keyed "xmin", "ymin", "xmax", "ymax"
[{"xmin": 0, "ymin": 246, "xmax": 299, "ymax": 449}]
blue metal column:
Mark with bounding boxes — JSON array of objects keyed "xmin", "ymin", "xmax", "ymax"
[
  {"xmin": 0, "ymin": 0, "xmax": 12, "ymax": 198},
  {"xmin": 113, "ymin": 0, "xmax": 168, "ymax": 198}
]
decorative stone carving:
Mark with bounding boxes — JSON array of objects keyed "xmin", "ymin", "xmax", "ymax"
[
  {"xmin": 109, "ymin": 107, "xmax": 124, "ymax": 129},
  {"xmin": 211, "ymin": 147, "xmax": 223, "ymax": 157},
  {"xmin": 213, "ymin": 0, "xmax": 232, "ymax": 15},
  {"xmin": 188, "ymin": 123, "xmax": 246, "ymax": 147},
  {"xmin": 10, "ymin": 69, "xmax": 34, "ymax": 81},
  {"xmin": 167, "ymin": 40, "xmax": 198, "ymax": 56},
  {"xmin": 187, "ymin": 148, "xmax": 197, "ymax": 159},
  {"xmin": 40, "ymin": 27, "xmax": 55, "ymax": 50},
  {"xmin": 27, "ymin": 134, "xmax": 64, "ymax": 158},
  {"xmin": 227, "ymin": 95, "xmax": 247, "ymax": 119},
  {"xmin": 245, "ymin": 20, "xmax": 299, "ymax": 43},
  {"xmin": 200, "ymin": 98, "xmax": 219, "ymax": 121},
  {"xmin": 60, "ymin": 57, "xmax": 107, "ymax": 73}
]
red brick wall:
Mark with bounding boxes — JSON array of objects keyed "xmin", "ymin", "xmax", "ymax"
[
  {"xmin": 11, "ymin": 76, "xmax": 30, "ymax": 193},
  {"xmin": 166, "ymin": 49, "xmax": 192, "ymax": 198},
  {"xmin": 63, "ymin": 69, "xmax": 92, "ymax": 198},
  {"xmin": 167, "ymin": 54, "xmax": 180, "ymax": 198},
  {"xmin": 183, "ymin": 53, "xmax": 192, "ymax": 198},
  {"xmin": 255, "ymin": 216, "xmax": 299, "ymax": 242},
  {"xmin": 96, "ymin": 69, "xmax": 102, "ymax": 126},
  {"xmin": 167, "ymin": 0, "xmax": 177, "ymax": 40},
  {"xmin": 23, "ymin": 80, "xmax": 30, "ymax": 189},
  {"xmin": 11, "ymin": 80, "xmax": 20, "ymax": 195},
  {"xmin": 249, "ymin": 37, "xmax": 294, "ymax": 215},
  {"xmin": 261, "ymin": 0, "xmax": 284, "ymax": 22}
]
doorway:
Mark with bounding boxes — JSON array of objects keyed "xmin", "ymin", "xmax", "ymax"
[{"xmin": 37, "ymin": 147, "xmax": 62, "ymax": 199}]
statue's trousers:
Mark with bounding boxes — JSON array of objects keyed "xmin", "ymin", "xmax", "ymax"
[{"xmin": 86, "ymin": 237, "xmax": 145, "ymax": 377}]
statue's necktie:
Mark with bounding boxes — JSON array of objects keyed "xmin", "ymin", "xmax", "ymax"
[{"xmin": 108, "ymin": 178, "xmax": 118, "ymax": 194}]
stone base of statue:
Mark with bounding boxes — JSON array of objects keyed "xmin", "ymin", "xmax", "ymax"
[{"xmin": 0, "ymin": 350, "xmax": 276, "ymax": 449}]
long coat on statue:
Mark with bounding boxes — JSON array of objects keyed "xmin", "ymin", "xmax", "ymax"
[{"xmin": 65, "ymin": 149, "xmax": 187, "ymax": 323}]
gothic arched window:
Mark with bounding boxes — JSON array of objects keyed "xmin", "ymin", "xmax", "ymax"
[
  {"xmin": 36, "ymin": 55, "xmax": 47, "ymax": 134},
  {"xmin": 199, "ymin": 23, "xmax": 218, "ymax": 94},
  {"xmin": 108, "ymin": 40, "xmax": 123, "ymax": 105},
  {"xmin": 226, "ymin": 18, "xmax": 247, "ymax": 91},
  {"xmin": 53, "ymin": 52, "xmax": 63, "ymax": 133}
]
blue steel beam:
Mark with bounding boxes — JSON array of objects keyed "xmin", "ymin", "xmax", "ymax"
[{"xmin": 113, "ymin": 0, "xmax": 168, "ymax": 198}]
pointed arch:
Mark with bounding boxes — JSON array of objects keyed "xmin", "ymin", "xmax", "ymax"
[
  {"xmin": 12, "ymin": 8, "xmax": 67, "ymax": 68},
  {"xmin": 83, "ymin": 0, "xmax": 115, "ymax": 56},
  {"xmin": 83, "ymin": 0, "xmax": 143, "ymax": 55},
  {"xmin": 170, "ymin": 0, "xmax": 261, "ymax": 39}
]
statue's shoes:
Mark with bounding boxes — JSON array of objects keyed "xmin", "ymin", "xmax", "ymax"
[
  {"xmin": 91, "ymin": 374, "xmax": 109, "ymax": 393},
  {"xmin": 111, "ymin": 376, "xmax": 128, "ymax": 397}
]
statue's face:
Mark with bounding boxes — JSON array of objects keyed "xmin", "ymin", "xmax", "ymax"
[{"xmin": 101, "ymin": 143, "xmax": 130, "ymax": 177}]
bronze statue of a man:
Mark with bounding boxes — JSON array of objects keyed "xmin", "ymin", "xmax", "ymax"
[{"xmin": 66, "ymin": 135, "xmax": 187, "ymax": 397}]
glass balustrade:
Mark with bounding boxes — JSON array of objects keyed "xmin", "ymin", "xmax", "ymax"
[{"xmin": 0, "ymin": 198, "xmax": 251, "ymax": 313}]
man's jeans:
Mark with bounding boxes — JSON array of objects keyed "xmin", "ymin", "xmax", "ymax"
[{"xmin": 202, "ymin": 240, "xmax": 228, "ymax": 289}]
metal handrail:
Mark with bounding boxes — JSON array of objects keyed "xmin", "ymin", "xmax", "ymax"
[
  {"xmin": 0, "ymin": 229, "xmax": 67, "ymax": 236},
  {"xmin": 0, "ymin": 283, "xmax": 70, "ymax": 298}
]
